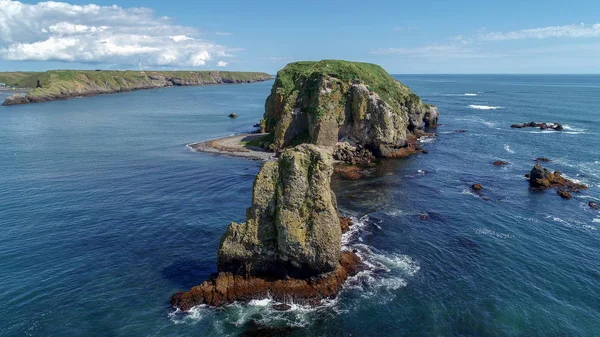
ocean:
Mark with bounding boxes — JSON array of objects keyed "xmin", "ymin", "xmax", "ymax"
[{"xmin": 0, "ymin": 75, "xmax": 598, "ymax": 336}]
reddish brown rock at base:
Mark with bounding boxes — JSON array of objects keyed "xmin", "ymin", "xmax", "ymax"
[
  {"xmin": 493, "ymin": 160, "xmax": 509, "ymax": 166},
  {"xmin": 334, "ymin": 165, "xmax": 366, "ymax": 180},
  {"xmin": 170, "ymin": 252, "xmax": 362, "ymax": 311},
  {"xmin": 339, "ymin": 216, "xmax": 353, "ymax": 233},
  {"xmin": 472, "ymin": 184, "xmax": 483, "ymax": 191}
]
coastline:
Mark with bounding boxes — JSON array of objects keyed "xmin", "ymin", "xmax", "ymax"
[
  {"xmin": 1, "ymin": 71, "xmax": 273, "ymax": 106},
  {"xmin": 187, "ymin": 133, "xmax": 277, "ymax": 161}
]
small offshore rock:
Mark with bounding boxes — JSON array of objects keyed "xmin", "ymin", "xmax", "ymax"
[
  {"xmin": 419, "ymin": 213, "xmax": 429, "ymax": 220},
  {"xmin": 339, "ymin": 216, "xmax": 353, "ymax": 233},
  {"xmin": 529, "ymin": 164, "xmax": 587, "ymax": 191},
  {"xmin": 511, "ymin": 124, "xmax": 523, "ymax": 128},
  {"xmin": 554, "ymin": 123, "xmax": 564, "ymax": 131},
  {"xmin": 472, "ymin": 184, "xmax": 483, "ymax": 191},
  {"xmin": 421, "ymin": 150, "xmax": 429, "ymax": 154},
  {"xmin": 493, "ymin": 160, "xmax": 509, "ymax": 166},
  {"xmin": 589, "ymin": 201, "xmax": 599, "ymax": 210},
  {"xmin": 454, "ymin": 130, "xmax": 467, "ymax": 133},
  {"xmin": 272, "ymin": 303, "xmax": 292, "ymax": 311},
  {"xmin": 557, "ymin": 190, "xmax": 572, "ymax": 199},
  {"xmin": 535, "ymin": 157, "xmax": 552, "ymax": 163},
  {"xmin": 228, "ymin": 113, "xmax": 238, "ymax": 118}
]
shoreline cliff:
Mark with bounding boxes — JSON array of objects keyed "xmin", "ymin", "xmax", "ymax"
[{"xmin": 1, "ymin": 70, "xmax": 273, "ymax": 106}]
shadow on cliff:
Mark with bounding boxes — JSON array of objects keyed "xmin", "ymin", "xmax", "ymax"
[{"xmin": 162, "ymin": 259, "xmax": 216, "ymax": 289}]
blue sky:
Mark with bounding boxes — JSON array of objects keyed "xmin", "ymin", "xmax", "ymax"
[{"xmin": 1, "ymin": 0, "xmax": 599, "ymax": 73}]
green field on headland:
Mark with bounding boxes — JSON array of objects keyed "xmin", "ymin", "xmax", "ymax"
[{"xmin": 0, "ymin": 70, "xmax": 273, "ymax": 105}]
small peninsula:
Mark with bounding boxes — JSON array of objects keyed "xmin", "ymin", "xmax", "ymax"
[{"xmin": 0, "ymin": 70, "xmax": 272, "ymax": 106}]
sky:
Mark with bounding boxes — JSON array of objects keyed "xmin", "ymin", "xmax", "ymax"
[{"xmin": 0, "ymin": 0, "xmax": 599, "ymax": 74}]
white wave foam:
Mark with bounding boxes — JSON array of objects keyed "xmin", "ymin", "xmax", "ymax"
[
  {"xmin": 464, "ymin": 93, "xmax": 478, "ymax": 96},
  {"xmin": 504, "ymin": 144, "xmax": 514, "ymax": 153},
  {"xmin": 248, "ymin": 298, "xmax": 272, "ymax": 307},
  {"xmin": 475, "ymin": 228, "xmax": 514, "ymax": 239},
  {"xmin": 469, "ymin": 105, "xmax": 501, "ymax": 110},
  {"xmin": 546, "ymin": 215, "xmax": 596, "ymax": 231},
  {"xmin": 562, "ymin": 125, "xmax": 587, "ymax": 132},
  {"xmin": 455, "ymin": 116, "xmax": 497, "ymax": 127},
  {"xmin": 593, "ymin": 219, "xmax": 600, "ymax": 223}
]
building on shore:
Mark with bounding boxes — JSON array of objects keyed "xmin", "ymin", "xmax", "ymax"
[{"xmin": 0, "ymin": 83, "xmax": 7, "ymax": 88}]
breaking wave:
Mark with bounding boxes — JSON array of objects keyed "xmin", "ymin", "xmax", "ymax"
[{"xmin": 469, "ymin": 105, "xmax": 501, "ymax": 110}]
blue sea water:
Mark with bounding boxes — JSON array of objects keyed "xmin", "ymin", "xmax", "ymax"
[{"xmin": 0, "ymin": 76, "xmax": 599, "ymax": 336}]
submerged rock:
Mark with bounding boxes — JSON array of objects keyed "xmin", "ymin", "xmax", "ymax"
[
  {"xmin": 589, "ymin": 201, "xmax": 599, "ymax": 210},
  {"xmin": 472, "ymin": 184, "xmax": 483, "ymax": 191},
  {"xmin": 228, "ymin": 113, "xmax": 238, "ymax": 118},
  {"xmin": 557, "ymin": 190, "xmax": 572, "ymax": 199},
  {"xmin": 260, "ymin": 60, "xmax": 439, "ymax": 157},
  {"xmin": 535, "ymin": 157, "xmax": 552, "ymax": 163},
  {"xmin": 493, "ymin": 160, "xmax": 509, "ymax": 166},
  {"xmin": 333, "ymin": 164, "xmax": 366, "ymax": 180}
]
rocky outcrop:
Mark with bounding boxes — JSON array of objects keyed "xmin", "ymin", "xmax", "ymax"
[
  {"xmin": 493, "ymin": 160, "xmax": 509, "ymax": 166},
  {"xmin": 333, "ymin": 142, "xmax": 375, "ymax": 165},
  {"xmin": 217, "ymin": 144, "xmax": 341, "ymax": 278},
  {"xmin": 260, "ymin": 60, "xmax": 439, "ymax": 157},
  {"xmin": 589, "ymin": 201, "xmax": 599, "ymax": 210},
  {"xmin": 2, "ymin": 94, "xmax": 29, "ymax": 105},
  {"xmin": 2, "ymin": 70, "xmax": 273, "ymax": 106},
  {"xmin": 171, "ymin": 144, "xmax": 359, "ymax": 309},
  {"xmin": 511, "ymin": 122, "xmax": 564, "ymax": 131},
  {"xmin": 529, "ymin": 164, "xmax": 587, "ymax": 192}
]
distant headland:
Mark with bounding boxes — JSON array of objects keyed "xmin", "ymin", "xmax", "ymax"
[{"xmin": 0, "ymin": 70, "xmax": 273, "ymax": 106}]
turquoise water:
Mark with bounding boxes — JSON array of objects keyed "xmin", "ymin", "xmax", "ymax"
[{"xmin": 0, "ymin": 76, "xmax": 599, "ymax": 336}]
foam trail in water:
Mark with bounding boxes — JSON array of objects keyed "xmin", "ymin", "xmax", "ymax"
[
  {"xmin": 469, "ymin": 105, "xmax": 501, "ymax": 110},
  {"xmin": 464, "ymin": 93, "xmax": 478, "ymax": 96},
  {"xmin": 504, "ymin": 144, "xmax": 515, "ymax": 153}
]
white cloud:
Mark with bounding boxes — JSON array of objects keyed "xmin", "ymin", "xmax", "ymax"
[
  {"xmin": 374, "ymin": 23, "xmax": 600, "ymax": 59},
  {"xmin": 215, "ymin": 32, "xmax": 233, "ymax": 36},
  {"xmin": 217, "ymin": 61, "xmax": 228, "ymax": 67},
  {"xmin": 0, "ymin": 0, "xmax": 239, "ymax": 67},
  {"xmin": 478, "ymin": 23, "xmax": 600, "ymax": 41}
]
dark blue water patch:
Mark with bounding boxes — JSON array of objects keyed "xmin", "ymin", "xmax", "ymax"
[{"xmin": 1, "ymin": 77, "xmax": 599, "ymax": 336}]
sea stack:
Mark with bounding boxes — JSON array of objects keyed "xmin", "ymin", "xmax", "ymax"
[
  {"xmin": 259, "ymin": 60, "xmax": 439, "ymax": 158},
  {"xmin": 171, "ymin": 144, "xmax": 361, "ymax": 310}
]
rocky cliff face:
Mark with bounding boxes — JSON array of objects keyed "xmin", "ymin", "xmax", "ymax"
[
  {"xmin": 218, "ymin": 144, "xmax": 341, "ymax": 279},
  {"xmin": 261, "ymin": 60, "xmax": 438, "ymax": 157}
]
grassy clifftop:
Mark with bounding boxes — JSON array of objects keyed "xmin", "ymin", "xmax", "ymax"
[
  {"xmin": 261, "ymin": 60, "xmax": 439, "ymax": 156},
  {"xmin": 1, "ymin": 70, "xmax": 272, "ymax": 105},
  {"xmin": 270, "ymin": 60, "xmax": 417, "ymax": 108}
]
